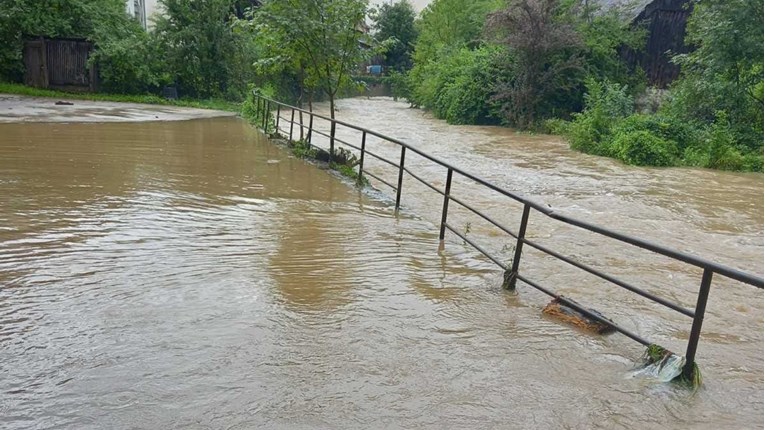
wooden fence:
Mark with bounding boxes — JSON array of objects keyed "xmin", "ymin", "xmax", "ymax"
[{"xmin": 23, "ymin": 38, "xmax": 98, "ymax": 92}]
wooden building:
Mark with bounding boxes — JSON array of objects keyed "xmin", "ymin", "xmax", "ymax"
[{"xmin": 609, "ymin": 0, "xmax": 693, "ymax": 88}]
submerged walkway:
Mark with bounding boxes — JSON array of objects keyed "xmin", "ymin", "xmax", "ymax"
[{"xmin": 0, "ymin": 94, "xmax": 235, "ymax": 123}]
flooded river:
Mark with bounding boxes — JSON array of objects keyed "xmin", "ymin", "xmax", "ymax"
[{"xmin": 0, "ymin": 100, "xmax": 762, "ymax": 428}]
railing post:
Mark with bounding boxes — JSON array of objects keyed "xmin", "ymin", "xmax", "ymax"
[
  {"xmin": 395, "ymin": 146, "xmax": 406, "ymax": 210},
  {"xmin": 289, "ymin": 109, "xmax": 295, "ymax": 142},
  {"xmin": 357, "ymin": 131, "xmax": 366, "ymax": 184},
  {"xmin": 299, "ymin": 111, "xmax": 304, "ymax": 141},
  {"xmin": 439, "ymin": 168, "xmax": 454, "ymax": 241},
  {"xmin": 308, "ymin": 113, "xmax": 314, "ymax": 145},
  {"xmin": 256, "ymin": 96, "xmax": 263, "ymax": 127},
  {"xmin": 329, "ymin": 121, "xmax": 336, "ymax": 164},
  {"xmin": 275, "ymin": 104, "xmax": 281, "ymax": 134},
  {"xmin": 504, "ymin": 204, "xmax": 531, "ymax": 290},
  {"xmin": 263, "ymin": 100, "xmax": 269, "ymax": 132},
  {"xmin": 682, "ymin": 268, "xmax": 713, "ymax": 380}
]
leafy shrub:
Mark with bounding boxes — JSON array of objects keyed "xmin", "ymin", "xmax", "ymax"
[
  {"xmin": 612, "ymin": 130, "xmax": 678, "ymax": 167},
  {"xmin": 408, "ymin": 45, "xmax": 501, "ymax": 124},
  {"xmin": 612, "ymin": 114, "xmax": 701, "ymax": 153},
  {"xmin": 92, "ymin": 29, "xmax": 167, "ymax": 94},
  {"xmin": 704, "ymin": 112, "xmax": 745, "ymax": 171},
  {"xmin": 384, "ymin": 70, "xmax": 412, "ymax": 101},
  {"xmin": 566, "ymin": 77, "xmax": 633, "ymax": 155}
]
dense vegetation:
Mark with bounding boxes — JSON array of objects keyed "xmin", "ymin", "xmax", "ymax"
[
  {"xmin": 0, "ymin": 0, "xmax": 257, "ymax": 100},
  {"xmin": 386, "ymin": 0, "xmax": 762, "ymax": 171}
]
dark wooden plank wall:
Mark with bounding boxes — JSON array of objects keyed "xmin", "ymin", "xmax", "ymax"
[
  {"xmin": 23, "ymin": 40, "xmax": 47, "ymax": 88},
  {"xmin": 22, "ymin": 38, "xmax": 96, "ymax": 92},
  {"xmin": 622, "ymin": 0, "xmax": 691, "ymax": 88}
]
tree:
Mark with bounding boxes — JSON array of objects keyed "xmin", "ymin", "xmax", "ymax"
[
  {"xmin": 406, "ymin": 0, "xmax": 500, "ymax": 109},
  {"xmin": 254, "ymin": 0, "xmax": 369, "ymax": 119},
  {"xmin": 0, "ymin": 0, "xmax": 138, "ymax": 82},
  {"xmin": 153, "ymin": 0, "xmax": 257, "ymax": 99},
  {"xmin": 486, "ymin": 0, "xmax": 584, "ymax": 128},
  {"xmin": 412, "ymin": 0, "xmax": 500, "ymax": 65},
  {"xmin": 666, "ymin": 0, "xmax": 763, "ymax": 151},
  {"xmin": 371, "ymin": 0, "xmax": 418, "ymax": 72}
]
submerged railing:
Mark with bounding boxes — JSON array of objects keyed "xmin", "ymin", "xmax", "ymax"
[{"xmin": 252, "ymin": 92, "xmax": 764, "ymax": 382}]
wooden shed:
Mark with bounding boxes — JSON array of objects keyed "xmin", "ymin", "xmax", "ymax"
[
  {"xmin": 615, "ymin": 0, "xmax": 693, "ymax": 88},
  {"xmin": 23, "ymin": 37, "xmax": 98, "ymax": 92}
]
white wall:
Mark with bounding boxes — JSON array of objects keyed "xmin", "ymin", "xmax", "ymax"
[
  {"xmin": 369, "ymin": 0, "xmax": 432, "ymax": 14},
  {"xmin": 145, "ymin": 0, "xmax": 160, "ymax": 29}
]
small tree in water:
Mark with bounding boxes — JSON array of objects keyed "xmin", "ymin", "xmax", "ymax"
[{"xmin": 254, "ymin": 0, "xmax": 370, "ymax": 119}]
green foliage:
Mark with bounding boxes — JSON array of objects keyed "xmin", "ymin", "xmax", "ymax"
[
  {"xmin": 0, "ymin": 0, "xmax": 143, "ymax": 82},
  {"xmin": 665, "ymin": 0, "xmax": 763, "ymax": 153},
  {"xmin": 612, "ymin": 130, "xmax": 678, "ymax": 167},
  {"xmin": 572, "ymin": 1, "xmax": 647, "ymax": 93},
  {"xmin": 413, "ymin": 0, "xmax": 500, "ymax": 64},
  {"xmin": 290, "ymin": 139, "xmax": 318, "ymax": 159},
  {"xmin": 153, "ymin": 0, "xmax": 257, "ymax": 100},
  {"xmin": 406, "ymin": 0, "xmax": 500, "ymax": 110},
  {"xmin": 486, "ymin": 0, "xmax": 586, "ymax": 128},
  {"xmin": 384, "ymin": 70, "xmax": 411, "ymax": 101},
  {"xmin": 91, "ymin": 26, "xmax": 168, "ymax": 94},
  {"xmin": 567, "ymin": 78, "xmax": 633, "ymax": 154},
  {"xmin": 409, "ymin": 45, "xmax": 502, "ymax": 124},
  {"xmin": 371, "ymin": 0, "xmax": 418, "ymax": 72},
  {"xmin": 251, "ymin": 0, "xmax": 370, "ymax": 118},
  {"xmin": 241, "ymin": 89, "xmax": 277, "ymax": 133},
  {"xmin": 613, "ymin": 114, "xmax": 700, "ymax": 153},
  {"xmin": 561, "ymin": 82, "xmax": 762, "ymax": 171}
]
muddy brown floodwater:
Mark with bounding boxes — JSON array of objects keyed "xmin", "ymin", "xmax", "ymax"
[{"xmin": 0, "ymin": 100, "xmax": 762, "ymax": 429}]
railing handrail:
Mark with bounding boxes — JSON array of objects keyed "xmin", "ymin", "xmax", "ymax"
[
  {"xmin": 256, "ymin": 92, "xmax": 764, "ymax": 289},
  {"xmin": 257, "ymin": 91, "xmax": 764, "ymax": 381}
]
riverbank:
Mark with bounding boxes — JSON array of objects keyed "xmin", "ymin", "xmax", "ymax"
[{"xmin": 0, "ymin": 93, "xmax": 237, "ymax": 123}]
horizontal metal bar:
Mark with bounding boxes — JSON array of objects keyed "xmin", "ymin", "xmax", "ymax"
[
  {"xmin": 310, "ymin": 128, "xmax": 333, "ymax": 140},
  {"xmin": 363, "ymin": 149, "xmax": 400, "ymax": 168},
  {"xmin": 516, "ymin": 274, "xmax": 652, "ymax": 346},
  {"xmin": 544, "ymin": 212, "xmax": 764, "ymax": 288},
  {"xmin": 444, "ymin": 223, "xmax": 509, "ymax": 270},
  {"xmin": 363, "ymin": 169, "xmax": 397, "ymax": 190},
  {"xmin": 522, "ymin": 238, "xmax": 695, "ymax": 318},
  {"xmin": 448, "ymin": 194, "xmax": 519, "ymax": 240},
  {"xmin": 332, "ymin": 136, "xmax": 362, "ymax": 152},
  {"xmin": 402, "ymin": 165, "xmax": 445, "ymax": 195},
  {"xmin": 255, "ymin": 93, "xmax": 764, "ymax": 289}
]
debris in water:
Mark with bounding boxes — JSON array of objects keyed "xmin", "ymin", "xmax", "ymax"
[
  {"xmin": 629, "ymin": 344, "xmax": 689, "ymax": 384},
  {"xmin": 55, "ymin": 101, "xmax": 74, "ymax": 106},
  {"xmin": 542, "ymin": 297, "xmax": 616, "ymax": 335}
]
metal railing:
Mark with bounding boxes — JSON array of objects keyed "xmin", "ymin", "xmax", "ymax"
[{"xmin": 253, "ymin": 93, "xmax": 764, "ymax": 381}]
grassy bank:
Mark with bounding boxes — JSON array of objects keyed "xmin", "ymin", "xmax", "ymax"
[{"xmin": 0, "ymin": 83, "xmax": 240, "ymax": 112}]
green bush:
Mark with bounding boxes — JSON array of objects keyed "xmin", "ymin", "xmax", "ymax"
[
  {"xmin": 408, "ymin": 45, "xmax": 501, "ymax": 124},
  {"xmin": 566, "ymin": 77, "xmax": 633, "ymax": 155},
  {"xmin": 612, "ymin": 130, "xmax": 678, "ymax": 167},
  {"xmin": 92, "ymin": 30, "xmax": 168, "ymax": 94},
  {"xmin": 612, "ymin": 114, "xmax": 701, "ymax": 153},
  {"xmin": 704, "ymin": 112, "xmax": 746, "ymax": 171}
]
